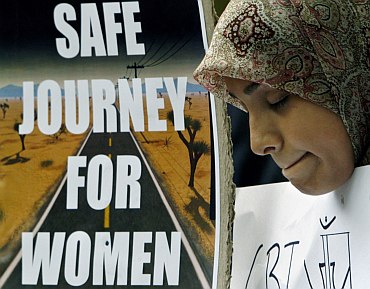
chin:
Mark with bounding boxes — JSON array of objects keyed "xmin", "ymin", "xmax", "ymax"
[
  {"xmin": 291, "ymin": 175, "xmax": 353, "ymax": 196},
  {"xmin": 288, "ymin": 163, "xmax": 355, "ymax": 196},
  {"xmin": 293, "ymin": 183, "xmax": 333, "ymax": 196}
]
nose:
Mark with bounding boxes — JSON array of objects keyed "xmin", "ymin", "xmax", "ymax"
[{"xmin": 249, "ymin": 114, "xmax": 283, "ymax": 156}]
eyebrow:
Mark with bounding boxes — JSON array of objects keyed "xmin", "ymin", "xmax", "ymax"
[{"xmin": 243, "ymin": 82, "xmax": 260, "ymax": 95}]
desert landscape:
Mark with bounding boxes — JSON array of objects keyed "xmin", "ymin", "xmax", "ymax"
[
  {"xmin": 132, "ymin": 92, "xmax": 215, "ymax": 265},
  {"xmin": 0, "ymin": 98, "xmax": 88, "ymax": 270},
  {"xmin": 0, "ymin": 92, "xmax": 214, "ymax": 274}
]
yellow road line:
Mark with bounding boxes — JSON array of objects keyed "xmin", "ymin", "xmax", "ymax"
[
  {"xmin": 104, "ymin": 205, "xmax": 110, "ymax": 229},
  {"xmin": 104, "ymin": 142, "xmax": 112, "ymax": 229}
]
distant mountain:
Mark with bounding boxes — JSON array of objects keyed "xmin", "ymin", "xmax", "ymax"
[
  {"xmin": 0, "ymin": 84, "xmax": 23, "ymax": 97},
  {"xmin": 0, "ymin": 80, "xmax": 207, "ymax": 98},
  {"xmin": 0, "ymin": 84, "xmax": 64, "ymax": 98},
  {"xmin": 186, "ymin": 82, "xmax": 208, "ymax": 93}
]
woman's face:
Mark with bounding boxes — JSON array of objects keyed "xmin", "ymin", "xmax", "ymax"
[{"xmin": 224, "ymin": 77, "xmax": 355, "ymax": 195}]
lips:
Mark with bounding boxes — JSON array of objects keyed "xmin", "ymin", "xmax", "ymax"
[
  {"xmin": 283, "ymin": 153, "xmax": 308, "ymax": 170},
  {"xmin": 275, "ymin": 153, "xmax": 312, "ymax": 181},
  {"xmin": 273, "ymin": 153, "xmax": 307, "ymax": 171}
]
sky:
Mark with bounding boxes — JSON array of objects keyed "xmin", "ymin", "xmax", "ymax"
[{"xmin": 0, "ymin": 0, "xmax": 206, "ymax": 88}]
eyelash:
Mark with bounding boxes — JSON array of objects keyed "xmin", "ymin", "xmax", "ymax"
[{"xmin": 270, "ymin": 95, "xmax": 289, "ymax": 110}]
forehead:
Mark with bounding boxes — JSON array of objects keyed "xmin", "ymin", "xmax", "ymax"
[{"xmin": 223, "ymin": 77, "xmax": 253, "ymax": 90}]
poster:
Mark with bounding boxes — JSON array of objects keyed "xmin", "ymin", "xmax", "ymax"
[
  {"xmin": 0, "ymin": 1, "xmax": 218, "ymax": 288},
  {"xmin": 231, "ymin": 165, "xmax": 370, "ymax": 289}
]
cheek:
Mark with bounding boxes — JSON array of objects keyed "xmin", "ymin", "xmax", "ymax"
[
  {"xmin": 295, "ymin": 124, "xmax": 354, "ymax": 194},
  {"xmin": 282, "ymin": 104, "xmax": 355, "ymax": 194},
  {"xmin": 315, "ymin": 114, "xmax": 354, "ymax": 170},
  {"xmin": 288, "ymin": 152, "xmax": 354, "ymax": 195},
  {"xmin": 286, "ymin": 106, "xmax": 352, "ymax": 160},
  {"xmin": 320, "ymin": 129, "xmax": 354, "ymax": 190}
]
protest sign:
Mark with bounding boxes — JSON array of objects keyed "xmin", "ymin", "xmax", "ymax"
[
  {"xmin": 231, "ymin": 165, "xmax": 370, "ymax": 289},
  {"xmin": 0, "ymin": 1, "xmax": 218, "ymax": 288}
]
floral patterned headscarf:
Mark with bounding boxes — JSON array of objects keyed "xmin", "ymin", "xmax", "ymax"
[{"xmin": 194, "ymin": 0, "xmax": 370, "ymax": 165}]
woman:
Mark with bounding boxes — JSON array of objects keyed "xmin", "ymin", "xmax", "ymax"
[{"xmin": 194, "ymin": 0, "xmax": 370, "ymax": 195}]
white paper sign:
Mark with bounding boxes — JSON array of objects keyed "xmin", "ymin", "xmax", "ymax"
[{"xmin": 231, "ymin": 165, "xmax": 370, "ymax": 289}]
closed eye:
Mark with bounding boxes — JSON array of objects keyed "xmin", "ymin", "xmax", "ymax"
[{"xmin": 270, "ymin": 94, "xmax": 289, "ymax": 110}]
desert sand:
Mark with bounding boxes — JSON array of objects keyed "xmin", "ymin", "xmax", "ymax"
[
  {"xmin": 133, "ymin": 93, "xmax": 215, "ymax": 263},
  {"xmin": 0, "ymin": 99, "xmax": 88, "ymax": 268},
  {"xmin": 0, "ymin": 93, "xmax": 214, "ymax": 274}
]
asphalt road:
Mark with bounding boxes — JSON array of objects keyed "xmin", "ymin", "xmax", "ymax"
[{"xmin": 2, "ymin": 130, "xmax": 210, "ymax": 288}]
